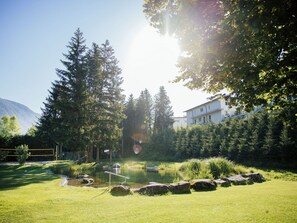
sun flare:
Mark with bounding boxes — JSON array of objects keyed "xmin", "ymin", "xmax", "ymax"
[{"xmin": 124, "ymin": 25, "xmax": 180, "ymax": 94}]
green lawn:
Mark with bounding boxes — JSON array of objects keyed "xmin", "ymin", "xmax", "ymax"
[{"xmin": 0, "ymin": 164, "xmax": 296, "ymax": 223}]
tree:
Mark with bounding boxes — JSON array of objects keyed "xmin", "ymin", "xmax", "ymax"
[
  {"xmin": 153, "ymin": 86, "xmax": 174, "ymax": 134},
  {"xmin": 144, "ymin": 0, "xmax": 297, "ymax": 117},
  {"xmin": 96, "ymin": 40, "xmax": 125, "ymax": 158},
  {"xmin": 0, "ymin": 115, "xmax": 21, "ymax": 137},
  {"xmin": 54, "ymin": 28, "xmax": 88, "ymax": 157},
  {"xmin": 134, "ymin": 89, "xmax": 154, "ymax": 144},
  {"xmin": 123, "ymin": 94, "xmax": 136, "ymax": 157},
  {"xmin": 38, "ymin": 30, "xmax": 125, "ymax": 161}
]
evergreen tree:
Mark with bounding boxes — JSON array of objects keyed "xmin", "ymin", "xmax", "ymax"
[
  {"xmin": 153, "ymin": 86, "xmax": 174, "ymax": 134},
  {"xmin": 279, "ymin": 124, "xmax": 296, "ymax": 162},
  {"xmin": 38, "ymin": 30, "xmax": 125, "ymax": 160},
  {"xmin": 123, "ymin": 94, "xmax": 136, "ymax": 157},
  {"xmin": 134, "ymin": 89, "xmax": 153, "ymax": 144},
  {"xmin": 263, "ymin": 113, "xmax": 283, "ymax": 161},
  {"xmin": 54, "ymin": 28, "xmax": 88, "ymax": 156},
  {"xmin": 37, "ymin": 84, "xmax": 64, "ymax": 147},
  {"xmin": 98, "ymin": 40, "xmax": 125, "ymax": 157},
  {"xmin": 249, "ymin": 110, "xmax": 269, "ymax": 161}
]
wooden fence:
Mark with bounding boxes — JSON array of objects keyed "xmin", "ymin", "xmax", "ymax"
[{"xmin": 0, "ymin": 148, "xmax": 57, "ymax": 160}]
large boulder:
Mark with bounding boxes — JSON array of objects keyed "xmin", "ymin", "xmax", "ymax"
[
  {"xmin": 134, "ymin": 183, "xmax": 169, "ymax": 196},
  {"xmin": 241, "ymin": 173, "xmax": 265, "ymax": 183},
  {"xmin": 110, "ymin": 185, "xmax": 131, "ymax": 196},
  {"xmin": 81, "ymin": 178, "xmax": 94, "ymax": 185},
  {"xmin": 224, "ymin": 175, "xmax": 253, "ymax": 185},
  {"xmin": 214, "ymin": 179, "xmax": 231, "ymax": 187},
  {"xmin": 191, "ymin": 179, "xmax": 217, "ymax": 191},
  {"xmin": 169, "ymin": 181, "xmax": 191, "ymax": 194}
]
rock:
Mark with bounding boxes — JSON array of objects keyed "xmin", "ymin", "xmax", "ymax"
[
  {"xmin": 224, "ymin": 175, "xmax": 253, "ymax": 185},
  {"xmin": 191, "ymin": 179, "xmax": 217, "ymax": 191},
  {"xmin": 76, "ymin": 174, "xmax": 89, "ymax": 179},
  {"xmin": 134, "ymin": 183, "xmax": 169, "ymax": 196},
  {"xmin": 169, "ymin": 181, "xmax": 191, "ymax": 194},
  {"xmin": 214, "ymin": 179, "xmax": 231, "ymax": 187},
  {"xmin": 81, "ymin": 178, "xmax": 94, "ymax": 185},
  {"xmin": 146, "ymin": 166, "xmax": 159, "ymax": 172},
  {"xmin": 241, "ymin": 173, "xmax": 265, "ymax": 183},
  {"xmin": 110, "ymin": 185, "xmax": 131, "ymax": 196}
]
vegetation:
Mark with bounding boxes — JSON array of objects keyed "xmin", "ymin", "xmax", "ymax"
[
  {"xmin": 0, "ymin": 115, "xmax": 20, "ymax": 137},
  {"xmin": 137, "ymin": 109, "xmax": 296, "ymax": 166},
  {"xmin": 122, "ymin": 86, "xmax": 174, "ymax": 159},
  {"xmin": 15, "ymin": 144, "xmax": 31, "ymax": 165},
  {"xmin": 143, "ymin": 0, "xmax": 297, "ymax": 119},
  {"xmin": 0, "ymin": 164, "xmax": 297, "ymax": 222},
  {"xmin": 37, "ymin": 29, "xmax": 125, "ymax": 161}
]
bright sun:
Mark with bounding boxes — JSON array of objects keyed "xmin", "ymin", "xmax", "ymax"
[{"xmin": 124, "ymin": 25, "xmax": 180, "ymax": 95}]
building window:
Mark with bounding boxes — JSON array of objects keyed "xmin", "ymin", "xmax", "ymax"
[
  {"xmin": 209, "ymin": 115, "xmax": 211, "ymax": 121},
  {"xmin": 200, "ymin": 107, "xmax": 203, "ymax": 112},
  {"xmin": 203, "ymin": 117, "xmax": 206, "ymax": 123},
  {"xmin": 199, "ymin": 117, "xmax": 201, "ymax": 122},
  {"xmin": 208, "ymin": 105, "xmax": 210, "ymax": 110}
]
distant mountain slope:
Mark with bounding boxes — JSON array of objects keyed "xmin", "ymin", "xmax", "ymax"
[{"xmin": 0, "ymin": 98, "xmax": 40, "ymax": 134}]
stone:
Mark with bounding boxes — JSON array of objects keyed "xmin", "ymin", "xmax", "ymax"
[
  {"xmin": 191, "ymin": 179, "xmax": 217, "ymax": 191},
  {"xmin": 214, "ymin": 179, "xmax": 231, "ymax": 187},
  {"xmin": 134, "ymin": 183, "xmax": 169, "ymax": 196},
  {"xmin": 81, "ymin": 178, "xmax": 94, "ymax": 185},
  {"xmin": 146, "ymin": 166, "xmax": 159, "ymax": 172},
  {"xmin": 76, "ymin": 174, "xmax": 89, "ymax": 179},
  {"xmin": 169, "ymin": 181, "xmax": 191, "ymax": 194},
  {"xmin": 241, "ymin": 173, "xmax": 265, "ymax": 183},
  {"xmin": 110, "ymin": 185, "xmax": 131, "ymax": 196},
  {"xmin": 224, "ymin": 175, "xmax": 253, "ymax": 185}
]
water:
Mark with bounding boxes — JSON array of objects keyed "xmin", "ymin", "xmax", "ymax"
[{"xmin": 67, "ymin": 168, "xmax": 183, "ymax": 188}]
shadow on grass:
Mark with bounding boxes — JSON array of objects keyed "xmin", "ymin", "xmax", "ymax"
[{"xmin": 0, "ymin": 165, "xmax": 58, "ymax": 190}]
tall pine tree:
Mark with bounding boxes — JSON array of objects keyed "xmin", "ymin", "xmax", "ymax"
[{"xmin": 153, "ymin": 86, "xmax": 174, "ymax": 134}]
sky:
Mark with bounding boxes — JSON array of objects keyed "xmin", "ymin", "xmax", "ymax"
[{"xmin": 0, "ymin": 0, "xmax": 211, "ymax": 117}]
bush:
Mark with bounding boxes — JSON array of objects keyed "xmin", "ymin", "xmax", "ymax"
[
  {"xmin": 0, "ymin": 151, "xmax": 9, "ymax": 161},
  {"xmin": 208, "ymin": 157, "xmax": 235, "ymax": 179},
  {"xmin": 15, "ymin": 144, "xmax": 30, "ymax": 165},
  {"xmin": 179, "ymin": 157, "xmax": 247, "ymax": 180}
]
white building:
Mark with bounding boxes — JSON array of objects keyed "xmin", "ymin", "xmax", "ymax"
[
  {"xmin": 173, "ymin": 116, "xmax": 187, "ymax": 129},
  {"xmin": 184, "ymin": 95, "xmax": 240, "ymax": 126}
]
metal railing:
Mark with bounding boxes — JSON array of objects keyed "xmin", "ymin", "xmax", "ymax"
[{"xmin": 104, "ymin": 171, "xmax": 129, "ymax": 187}]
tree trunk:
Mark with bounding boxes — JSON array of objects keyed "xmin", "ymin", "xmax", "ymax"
[{"xmin": 96, "ymin": 147, "xmax": 100, "ymax": 162}]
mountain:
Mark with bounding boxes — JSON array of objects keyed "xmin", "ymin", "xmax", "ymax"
[{"xmin": 0, "ymin": 98, "xmax": 40, "ymax": 134}]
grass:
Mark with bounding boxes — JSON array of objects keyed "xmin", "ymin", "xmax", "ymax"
[{"xmin": 0, "ymin": 163, "xmax": 297, "ymax": 223}]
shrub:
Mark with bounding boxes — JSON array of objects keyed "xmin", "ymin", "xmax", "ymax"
[
  {"xmin": 0, "ymin": 151, "xmax": 9, "ymax": 161},
  {"xmin": 207, "ymin": 158, "xmax": 235, "ymax": 179},
  {"xmin": 179, "ymin": 157, "xmax": 247, "ymax": 180},
  {"xmin": 15, "ymin": 144, "xmax": 30, "ymax": 165}
]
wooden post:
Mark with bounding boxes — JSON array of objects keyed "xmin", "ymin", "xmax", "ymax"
[{"xmin": 55, "ymin": 145, "xmax": 58, "ymax": 160}]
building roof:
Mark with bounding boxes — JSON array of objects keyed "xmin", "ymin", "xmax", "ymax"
[{"xmin": 184, "ymin": 95, "xmax": 223, "ymax": 112}]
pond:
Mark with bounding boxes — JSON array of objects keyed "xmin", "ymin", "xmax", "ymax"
[{"xmin": 67, "ymin": 167, "xmax": 183, "ymax": 188}]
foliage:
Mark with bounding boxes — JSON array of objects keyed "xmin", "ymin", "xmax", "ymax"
[
  {"xmin": 15, "ymin": 144, "xmax": 30, "ymax": 165},
  {"xmin": 153, "ymin": 86, "xmax": 174, "ymax": 134},
  {"xmin": 122, "ymin": 86, "xmax": 174, "ymax": 159},
  {"xmin": 0, "ymin": 115, "xmax": 21, "ymax": 138},
  {"xmin": 143, "ymin": 0, "xmax": 297, "ymax": 122},
  {"xmin": 37, "ymin": 29, "xmax": 125, "ymax": 161},
  {"xmin": 141, "ymin": 109, "xmax": 296, "ymax": 165},
  {"xmin": 179, "ymin": 157, "xmax": 238, "ymax": 180},
  {"xmin": 0, "ymin": 150, "xmax": 9, "ymax": 161}
]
